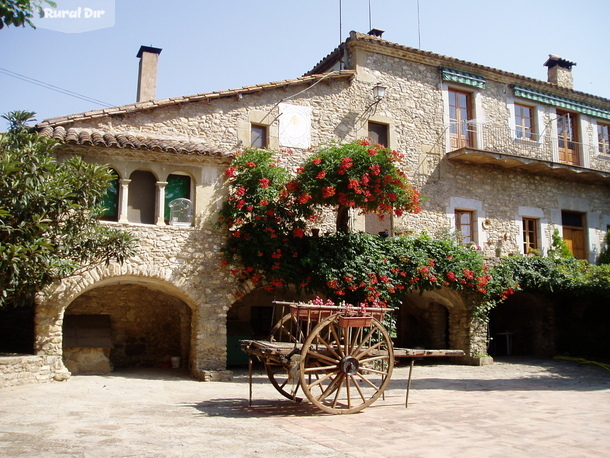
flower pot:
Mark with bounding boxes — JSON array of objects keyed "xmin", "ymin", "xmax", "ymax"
[
  {"xmin": 290, "ymin": 305, "xmax": 333, "ymax": 322},
  {"xmin": 338, "ymin": 315, "xmax": 373, "ymax": 328}
]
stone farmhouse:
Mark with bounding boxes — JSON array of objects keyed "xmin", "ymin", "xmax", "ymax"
[{"xmin": 5, "ymin": 30, "xmax": 609, "ymax": 386}]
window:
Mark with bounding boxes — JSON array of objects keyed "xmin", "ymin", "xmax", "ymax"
[
  {"xmin": 449, "ymin": 89, "xmax": 474, "ymax": 149},
  {"xmin": 598, "ymin": 123, "xmax": 610, "ymax": 155},
  {"xmin": 515, "ymin": 104, "xmax": 536, "ymax": 140},
  {"xmin": 455, "ymin": 210, "xmax": 474, "ymax": 244},
  {"xmin": 128, "ymin": 170, "xmax": 156, "ymax": 224},
  {"xmin": 522, "ymin": 218, "xmax": 539, "ymax": 254},
  {"xmin": 562, "ymin": 211, "xmax": 586, "ymax": 259},
  {"xmin": 164, "ymin": 174, "xmax": 191, "ymax": 222},
  {"xmin": 101, "ymin": 168, "xmax": 119, "ymax": 222},
  {"xmin": 368, "ymin": 121, "xmax": 388, "ymax": 147},
  {"xmin": 556, "ymin": 110, "xmax": 580, "ymax": 165},
  {"xmin": 251, "ymin": 124, "xmax": 267, "ymax": 148}
]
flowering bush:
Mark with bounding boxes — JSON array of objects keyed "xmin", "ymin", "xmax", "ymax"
[
  {"xmin": 217, "ymin": 142, "xmax": 518, "ymax": 315},
  {"xmin": 289, "ymin": 139, "xmax": 421, "ymax": 231}
]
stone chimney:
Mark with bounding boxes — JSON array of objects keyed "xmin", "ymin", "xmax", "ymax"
[
  {"xmin": 544, "ymin": 54, "xmax": 576, "ymax": 90},
  {"xmin": 136, "ymin": 45, "xmax": 162, "ymax": 102}
]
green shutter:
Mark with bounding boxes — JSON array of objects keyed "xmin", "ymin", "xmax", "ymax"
[
  {"xmin": 440, "ymin": 67, "xmax": 486, "ymax": 89},
  {"xmin": 514, "ymin": 86, "xmax": 610, "ymax": 120},
  {"xmin": 101, "ymin": 170, "xmax": 119, "ymax": 220}
]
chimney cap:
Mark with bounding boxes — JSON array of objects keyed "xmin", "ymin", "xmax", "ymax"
[
  {"xmin": 544, "ymin": 54, "xmax": 576, "ymax": 70},
  {"xmin": 367, "ymin": 28, "xmax": 385, "ymax": 38},
  {"xmin": 137, "ymin": 45, "xmax": 162, "ymax": 58}
]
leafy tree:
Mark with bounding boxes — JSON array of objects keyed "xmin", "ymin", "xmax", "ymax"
[
  {"xmin": 0, "ymin": 0, "xmax": 55, "ymax": 29},
  {"xmin": 289, "ymin": 139, "xmax": 421, "ymax": 232},
  {"xmin": 548, "ymin": 228, "xmax": 573, "ymax": 259},
  {"xmin": 0, "ymin": 111, "xmax": 136, "ymax": 307}
]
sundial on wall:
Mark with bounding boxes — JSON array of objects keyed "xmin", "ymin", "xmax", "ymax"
[{"xmin": 279, "ymin": 103, "xmax": 311, "ymax": 149}]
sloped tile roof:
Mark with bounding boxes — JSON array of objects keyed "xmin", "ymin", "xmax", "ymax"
[
  {"xmin": 38, "ymin": 125, "xmax": 230, "ymax": 157},
  {"xmin": 306, "ymin": 31, "xmax": 610, "ymax": 107},
  {"xmin": 36, "ymin": 71, "xmax": 355, "ymax": 128}
]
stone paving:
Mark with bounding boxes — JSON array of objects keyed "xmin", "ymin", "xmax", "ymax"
[{"xmin": 0, "ymin": 357, "xmax": 608, "ymax": 457}]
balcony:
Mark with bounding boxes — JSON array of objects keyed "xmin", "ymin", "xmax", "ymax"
[{"xmin": 446, "ymin": 123, "xmax": 610, "ymax": 185}]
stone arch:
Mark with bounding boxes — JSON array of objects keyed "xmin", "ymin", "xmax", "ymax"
[
  {"xmin": 225, "ymin": 285, "xmax": 316, "ymax": 366},
  {"xmin": 488, "ymin": 292, "xmax": 556, "ymax": 356},
  {"xmin": 35, "ymin": 263, "xmax": 204, "ymax": 378},
  {"xmin": 396, "ymin": 288, "xmax": 473, "ymax": 355}
]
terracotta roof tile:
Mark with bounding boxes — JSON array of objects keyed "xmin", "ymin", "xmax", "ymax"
[
  {"xmin": 36, "ymin": 71, "xmax": 355, "ymax": 128},
  {"xmin": 39, "ymin": 126, "xmax": 231, "ymax": 158},
  {"xmin": 306, "ymin": 31, "xmax": 610, "ymax": 106}
]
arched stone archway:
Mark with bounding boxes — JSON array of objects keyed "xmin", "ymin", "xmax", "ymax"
[
  {"xmin": 34, "ymin": 261, "xmax": 232, "ymax": 380},
  {"xmin": 225, "ymin": 286, "xmax": 316, "ymax": 366},
  {"xmin": 488, "ymin": 292, "xmax": 556, "ymax": 356},
  {"xmin": 395, "ymin": 288, "xmax": 483, "ymax": 361},
  {"xmin": 63, "ymin": 283, "xmax": 192, "ymax": 374}
]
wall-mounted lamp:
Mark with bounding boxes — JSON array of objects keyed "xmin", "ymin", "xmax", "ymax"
[{"xmin": 373, "ymin": 83, "xmax": 387, "ymax": 101}]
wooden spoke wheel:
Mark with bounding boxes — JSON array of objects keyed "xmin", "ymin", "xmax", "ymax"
[
  {"xmin": 265, "ymin": 313, "xmax": 305, "ymax": 402},
  {"xmin": 298, "ymin": 314, "xmax": 394, "ymax": 414},
  {"xmin": 264, "ymin": 357, "xmax": 302, "ymax": 402}
]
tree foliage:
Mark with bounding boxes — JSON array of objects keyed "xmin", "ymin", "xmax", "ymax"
[
  {"xmin": 0, "ymin": 111, "xmax": 136, "ymax": 307},
  {"xmin": 0, "ymin": 0, "xmax": 55, "ymax": 29}
]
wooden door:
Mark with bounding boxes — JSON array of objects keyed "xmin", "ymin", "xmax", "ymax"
[
  {"xmin": 449, "ymin": 89, "xmax": 474, "ymax": 149},
  {"xmin": 562, "ymin": 211, "xmax": 586, "ymax": 259},
  {"xmin": 557, "ymin": 110, "xmax": 580, "ymax": 165}
]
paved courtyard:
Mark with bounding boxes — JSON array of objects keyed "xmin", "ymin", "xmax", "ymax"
[{"xmin": 0, "ymin": 357, "xmax": 609, "ymax": 457}]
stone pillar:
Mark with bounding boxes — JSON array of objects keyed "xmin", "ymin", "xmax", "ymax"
[
  {"xmin": 118, "ymin": 178, "xmax": 131, "ymax": 224},
  {"xmin": 156, "ymin": 181, "xmax": 168, "ymax": 226},
  {"xmin": 34, "ymin": 299, "xmax": 70, "ymax": 381},
  {"xmin": 192, "ymin": 305, "xmax": 232, "ymax": 381}
]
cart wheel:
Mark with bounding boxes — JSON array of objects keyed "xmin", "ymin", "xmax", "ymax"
[
  {"xmin": 264, "ymin": 357, "xmax": 302, "ymax": 402},
  {"xmin": 299, "ymin": 314, "xmax": 394, "ymax": 414},
  {"xmin": 264, "ymin": 313, "xmax": 305, "ymax": 401}
]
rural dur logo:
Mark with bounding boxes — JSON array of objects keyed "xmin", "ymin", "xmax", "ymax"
[{"xmin": 36, "ymin": 0, "xmax": 115, "ymax": 33}]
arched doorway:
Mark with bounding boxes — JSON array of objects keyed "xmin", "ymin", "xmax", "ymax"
[
  {"xmin": 226, "ymin": 287, "xmax": 314, "ymax": 366},
  {"xmin": 396, "ymin": 297, "xmax": 450, "ymax": 349},
  {"xmin": 63, "ymin": 283, "xmax": 192, "ymax": 374},
  {"xmin": 488, "ymin": 292, "xmax": 556, "ymax": 356}
]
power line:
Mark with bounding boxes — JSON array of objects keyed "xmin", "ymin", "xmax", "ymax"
[{"xmin": 0, "ymin": 67, "xmax": 116, "ymax": 108}]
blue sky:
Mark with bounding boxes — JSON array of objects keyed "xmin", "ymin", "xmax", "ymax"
[{"xmin": 1, "ymin": 0, "xmax": 609, "ymax": 127}]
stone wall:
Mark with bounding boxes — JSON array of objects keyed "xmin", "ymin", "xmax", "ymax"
[{"xmin": 0, "ymin": 355, "xmax": 68, "ymax": 388}]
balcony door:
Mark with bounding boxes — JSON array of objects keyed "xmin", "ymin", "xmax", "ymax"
[
  {"xmin": 557, "ymin": 110, "xmax": 580, "ymax": 165},
  {"xmin": 449, "ymin": 89, "xmax": 474, "ymax": 149}
]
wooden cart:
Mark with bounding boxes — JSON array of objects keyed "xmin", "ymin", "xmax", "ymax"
[{"xmin": 241, "ymin": 301, "xmax": 463, "ymax": 415}]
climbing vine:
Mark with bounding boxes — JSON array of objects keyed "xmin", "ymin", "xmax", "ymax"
[{"xmin": 217, "ymin": 141, "xmax": 518, "ymax": 314}]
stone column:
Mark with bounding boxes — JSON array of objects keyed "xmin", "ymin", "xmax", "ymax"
[
  {"xmin": 34, "ymin": 299, "xmax": 70, "ymax": 381},
  {"xmin": 118, "ymin": 178, "xmax": 131, "ymax": 224},
  {"xmin": 156, "ymin": 181, "xmax": 168, "ymax": 226}
]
